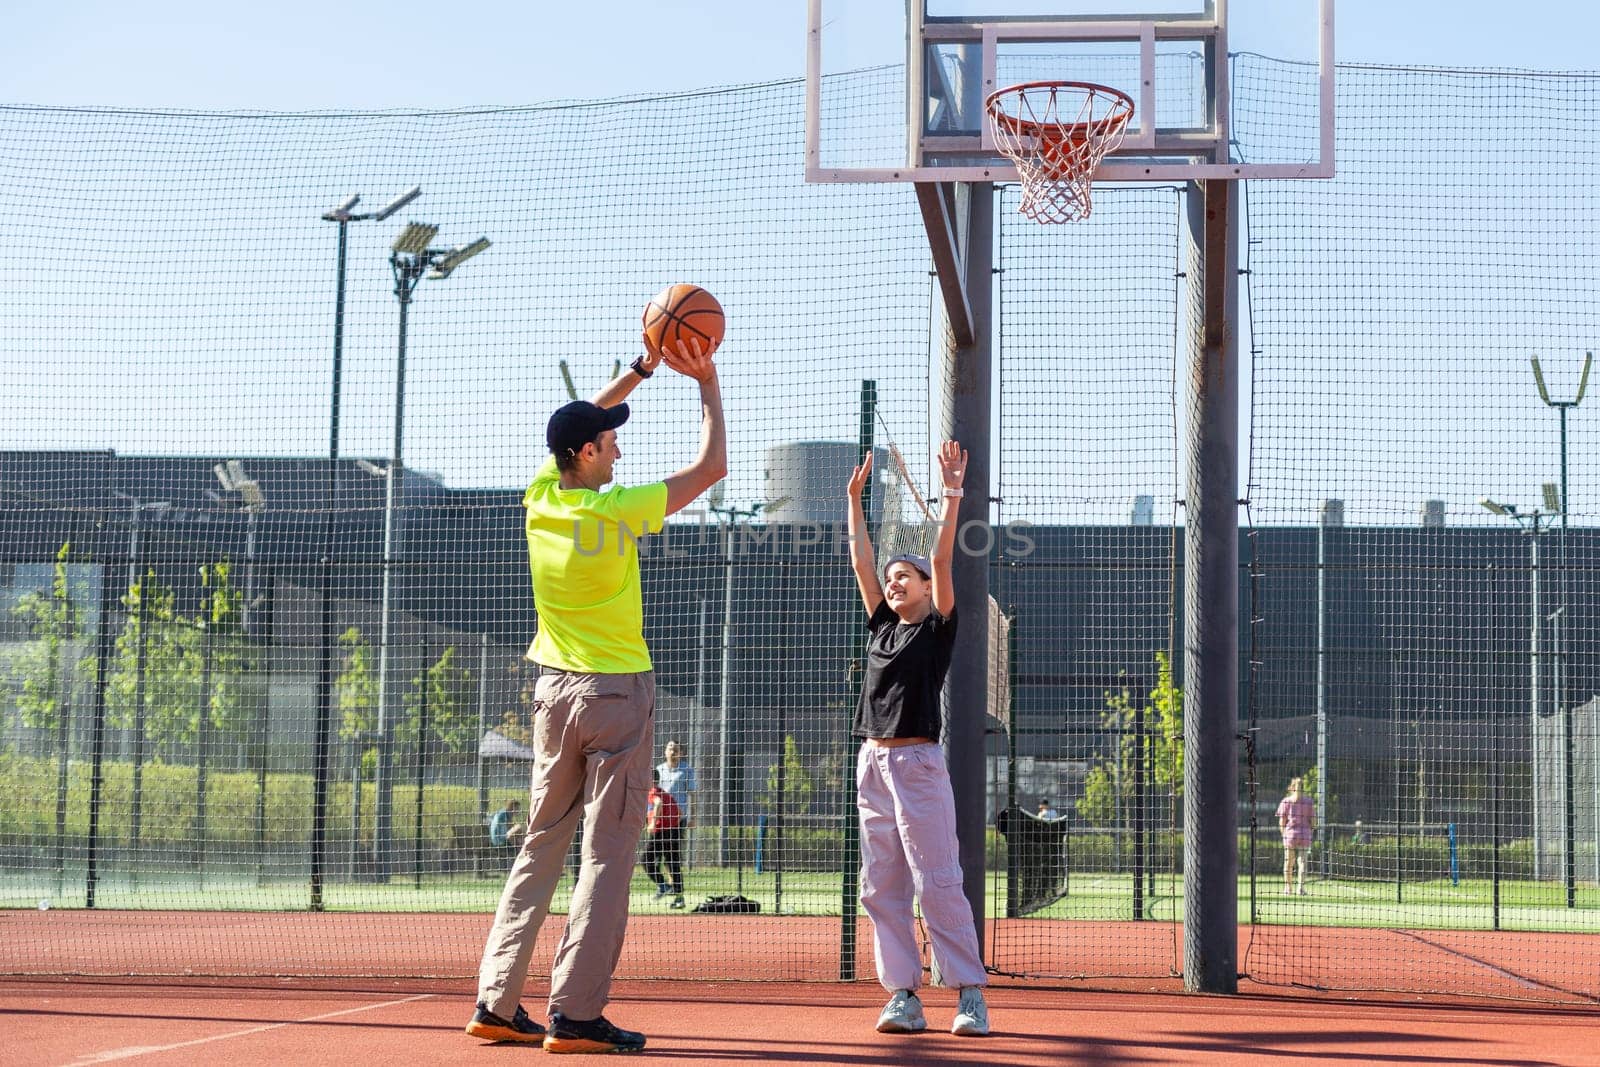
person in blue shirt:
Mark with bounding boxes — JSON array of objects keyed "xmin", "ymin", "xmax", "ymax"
[{"xmin": 488, "ymin": 799, "xmax": 523, "ymax": 850}]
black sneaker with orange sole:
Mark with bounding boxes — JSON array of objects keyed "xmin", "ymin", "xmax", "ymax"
[
  {"xmin": 543, "ymin": 1012, "xmax": 646, "ymax": 1054},
  {"xmin": 465, "ymin": 1002, "xmax": 545, "ymax": 1044}
]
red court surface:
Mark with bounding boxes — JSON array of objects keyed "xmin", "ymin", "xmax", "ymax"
[{"xmin": 8, "ymin": 977, "xmax": 1600, "ymax": 1067}]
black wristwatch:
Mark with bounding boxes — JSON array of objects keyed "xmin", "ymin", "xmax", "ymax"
[{"xmin": 630, "ymin": 356, "xmax": 653, "ymax": 379}]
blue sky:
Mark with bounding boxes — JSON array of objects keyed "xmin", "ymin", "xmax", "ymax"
[
  {"xmin": 4, "ymin": 2, "xmax": 1599, "ymax": 525},
  {"xmin": 6, "ymin": 1, "xmax": 1600, "ymax": 111}
]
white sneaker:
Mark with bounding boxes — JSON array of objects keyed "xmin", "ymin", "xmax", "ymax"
[
  {"xmin": 951, "ymin": 986, "xmax": 990, "ymax": 1037},
  {"xmin": 875, "ymin": 990, "xmax": 927, "ymax": 1033}
]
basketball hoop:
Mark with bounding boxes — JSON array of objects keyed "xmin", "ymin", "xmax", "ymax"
[{"xmin": 985, "ymin": 81, "xmax": 1135, "ymax": 224}]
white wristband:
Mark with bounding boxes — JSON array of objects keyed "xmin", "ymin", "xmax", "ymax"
[{"xmin": 943, "ymin": 488, "xmax": 964, "ymax": 498}]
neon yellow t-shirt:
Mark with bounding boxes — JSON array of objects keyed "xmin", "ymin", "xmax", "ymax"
[{"xmin": 523, "ymin": 456, "xmax": 668, "ymax": 673}]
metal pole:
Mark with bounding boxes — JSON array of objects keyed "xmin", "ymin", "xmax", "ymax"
[
  {"xmin": 1182, "ymin": 179, "xmax": 1239, "ymax": 994},
  {"xmin": 375, "ymin": 263, "xmax": 417, "ymax": 881},
  {"xmin": 475, "ymin": 633, "xmax": 490, "ymax": 878},
  {"xmin": 195, "ymin": 590, "xmax": 215, "ymax": 878},
  {"xmin": 840, "ymin": 378, "xmax": 875, "ymax": 980},
  {"xmin": 1316, "ymin": 512, "xmax": 1328, "ymax": 875},
  {"xmin": 255, "ymin": 569, "xmax": 274, "ymax": 885},
  {"xmin": 311, "ymin": 213, "xmax": 349, "ymax": 910},
  {"xmin": 693, "ymin": 598, "xmax": 707, "ymax": 869},
  {"xmin": 85, "ymin": 543, "xmax": 120, "ymax": 909},
  {"xmin": 1559, "ymin": 407, "xmax": 1575, "ymax": 908},
  {"xmin": 52, "ymin": 609, "xmax": 71, "ymax": 891},
  {"xmin": 1531, "ymin": 519, "xmax": 1541, "ymax": 880},
  {"xmin": 719, "ymin": 522, "xmax": 735, "ymax": 870},
  {"xmin": 1533, "ymin": 353, "xmax": 1588, "ymax": 896},
  {"xmin": 128, "ymin": 568, "xmax": 149, "ymax": 891},
  {"xmin": 415, "ymin": 644, "xmax": 429, "ymax": 888},
  {"xmin": 942, "ymin": 180, "xmax": 994, "ymax": 958}
]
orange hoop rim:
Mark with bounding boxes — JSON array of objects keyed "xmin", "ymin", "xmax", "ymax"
[{"xmin": 984, "ymin": 80, "xmax": 1135, "ymax": 145}]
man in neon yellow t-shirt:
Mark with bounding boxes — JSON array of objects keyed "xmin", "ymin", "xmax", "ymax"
[{"xmin": 469, "ymin": 338, "xmax": 726, "ymax": 1054}]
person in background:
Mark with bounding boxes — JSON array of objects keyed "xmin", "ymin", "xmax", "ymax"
[
  {"xmin": 656, "ymin": 740, "xmax": 696, "ymax": 833},
  {"xmin": 1277, "ymin": 777, "xmax": 1315, "ymax": 896},
  {"xmin": 488, "ymin": 799, "xmax": 524, "ymax": 851},
  {"xmin": 1036, "ymin": 798, "xmax": 1060, "ymax": 821},
  {"xmin": 641, "ymin": 767, "xmax": 685, "ymax": 908}
]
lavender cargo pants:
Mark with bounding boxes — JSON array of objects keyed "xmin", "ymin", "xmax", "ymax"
[
  {"xmin": 477, "ymin": 669, "xmax": 654, "ymax": 1021},
  {"xmin": 857, "ymin": 741, "xmax": 987, "ymax": 993}
]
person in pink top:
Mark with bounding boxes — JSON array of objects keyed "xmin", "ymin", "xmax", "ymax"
[{"xmin": 1277, "ymin": 777, "xmax": 1315, "ymax": 895}]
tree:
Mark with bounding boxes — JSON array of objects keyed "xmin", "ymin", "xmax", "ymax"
[
  {"xmin": 336, "ymin": 627, "xmax": 377, "ymax": 777},
  {"xmin": 762, "ymin": 734, "xmax": 814, "ymax": 817},
  {"xmin": 11, "ymin": 542, "xmax": 83, "ymax": 734},
  {"xmin": 1075, "ymin": 651, "xmax": 1184, "ymax": 827},
  {"xmin": 197, "ymin": 562, "xmax": 252, "ymax": 740},
  {"xmin": 496, "ymin": 659, "xmax": 541, "ymax": 749},
  {"xmin": 107, "ymin": 570, "xmax": 199, "ymax": 758},
  {"xmin": 402, "ymin": 645, "xmax": 477, "ymax": 758}
]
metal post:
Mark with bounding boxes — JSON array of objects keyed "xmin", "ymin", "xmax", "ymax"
[
  {"xmin": 375, "ymin": 260, "xmax": 419, "ymax": 881},
  {"xmin": 719, "ymin": 521, "xmax": 735, "ymax": 871},
  {"xmin": 1558, "ymin": 406, "xmax": 1575, "ymax": 908},
  {"xmin": 1531, "ymin": 352, "xmax": 1588, "ymax": 896},
  {"xmin": 1182, "ymin": 179, "xmax": 1239, "ymax": 994},
  {"xmin": 255, "ymin": 569, "xmax": 274, "ymax": 885},
  {"xmin": 195, "ymin": 592, "xmax": 215, "ymax": 878},
  {"xmin": 840, "ymin": 378, "xmax": 875, "ymax": 980},
  {"xmin": 414, "ymin": 644, "xmax": 429, "ymax": 888},
  {"xmin": 85, "ymin": 546, "xmax": 119, "ymax": 909},
  {"xmin": 475, "ymin": 633, "xmax": 490, "ymax": 878},
  {"xmin": 1531, "ymin": 518, "xmax": 1541, "ymax": 880},
  {"xmin": 692, "ymin": 598, "xmax": 708, "ymax": 869},
  {"xmin": 128, "ymin": 568, "xmax": 150, "ymax": 890},
  {"xmin": 52, "ymin": 613, "xmax": 71, "ymax": 891},
  {"xmin": 314, "ymin": 197, "xmax": 368, "ymax": 907},
  {"xmin": 1316, "ymin": 509, "xmax": 1329, "ymax": 874},
  {"xmin": 311, "ymin": 214, "xmax": 349, "ymax": 909},
  {"xmin": 941, "ymin": 180, "xmax": 994, "ymax": 957}
]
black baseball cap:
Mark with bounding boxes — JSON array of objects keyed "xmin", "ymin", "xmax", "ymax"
[{"xmin": 546, "ymin": 400, "xmax": 629, "ymax": 456}]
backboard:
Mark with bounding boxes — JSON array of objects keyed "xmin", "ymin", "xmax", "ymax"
[{"xmin": 805, "ymin": 0, "xmax": 1333, "ymax": 184}]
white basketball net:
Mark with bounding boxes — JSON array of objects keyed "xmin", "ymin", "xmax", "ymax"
[{"xmin": 986, "ymin": 82, "xmax": 1135, "ymax": 224}]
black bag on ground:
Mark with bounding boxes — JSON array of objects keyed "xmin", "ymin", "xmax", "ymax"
[{"xmin": 691, "ymin": 893, "xmax": 760, "ymax": 914}]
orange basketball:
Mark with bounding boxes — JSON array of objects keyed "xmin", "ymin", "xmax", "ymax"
[{"xmin": 642, "ymin": 283, "xmax": 725, "ymax": 356}]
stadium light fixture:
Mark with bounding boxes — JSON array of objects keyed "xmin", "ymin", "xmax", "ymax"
[
  {"xmin": 1543, "ymin": 482, "xmax": 1562, "ymax": 514},
  {"xmin": 1478, "ymin": 497, "xmax": 1510, "ymax": 517},
  {"xmin": 324, "ymin": 193, "xmax": 362, "ymax": 221},
  {"xmin": 372, "ymin": 185, "xmax": 422, "ymax": 221},
  {"xmin": 426, "ymin": 236, "xmax": 491, "ymax": 280},
  {"xmin": 391, "ymin": 221, "xmax": 440, "ymax": 255}
]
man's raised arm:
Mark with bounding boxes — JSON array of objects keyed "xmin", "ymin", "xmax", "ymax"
[{"xmin": 662, "ymin": 340, "xmax": 727, "ymax": 516}]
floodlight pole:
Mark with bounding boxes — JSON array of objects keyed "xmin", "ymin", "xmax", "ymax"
[
  {"xmin": 313, "ymin": 187, "xmax": 420, "ymax": 906},
  {"xmin": 1480, "ymin": 498, "xmax": 1549, "ymax": 880},
  {"xmin": 108, "ymin": 492, "xmax": 168, "ymax": 887},
  {"xmin": 1315, "ymin": 500, "xmax": 1342, "ymax": 876},
  {"xmin": 372, "ymin": 224, "xmax": 489, "ymax": 881},
  {"xmin": 1531, "ymin": 352, "xmax": 1590, "ymax": 906},
  {"xmin": 212, "ymin": 462, "xmax": 266, "ymax": 884},
  {"xmin": 372, "ymin": 254, "xmax": 425, "ymax": 882},
  {"xmin": 709, "ymin": 499, "xmax": 767, "ymax": 882}
]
